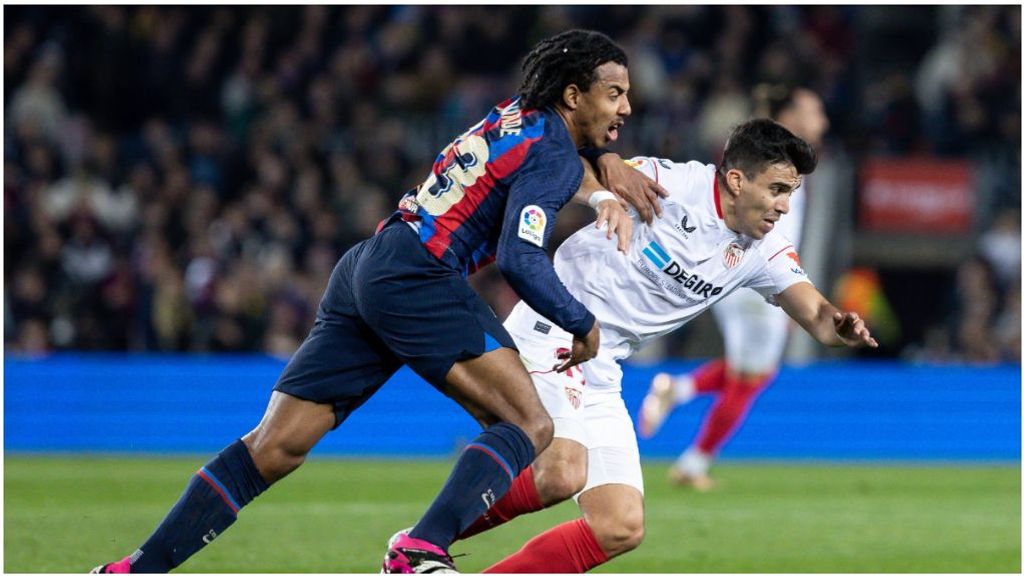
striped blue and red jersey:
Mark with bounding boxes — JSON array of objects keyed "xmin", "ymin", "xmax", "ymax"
[{"xmin": 382, "ymin": 96, "xmax": 594, "ymax": 337}]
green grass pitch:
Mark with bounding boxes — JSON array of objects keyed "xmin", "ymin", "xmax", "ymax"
[{"xmin": 5, "ymin": 456, "xmax": 1019, "ymax": 573}]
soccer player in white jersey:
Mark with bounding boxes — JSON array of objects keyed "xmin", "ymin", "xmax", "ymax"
[
  {"xmin": 638, "ymin": 85, "xmax": 831, "ymax": 491},
  {"xmin": 453, "ymin": 118, "xmax": 876, "ymax": 572}
]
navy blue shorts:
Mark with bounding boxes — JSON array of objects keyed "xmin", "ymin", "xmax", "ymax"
[{"xmin": 274, "ymin": 222, "xmax": 518, "ymax": 427}]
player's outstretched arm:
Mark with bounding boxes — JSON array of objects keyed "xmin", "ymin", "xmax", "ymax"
[
  {"xmin": 583, "ymin": 150, "xmax": 669, "ymax": 224},
  {"xmin": 573, "ymin": 157, "xmax": 633, "ymax": 252},
  {"xmin": 776, "ymin": 282, "xmax": 879, "ymax": 348}
]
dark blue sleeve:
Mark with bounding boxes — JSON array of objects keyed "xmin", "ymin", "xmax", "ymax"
[
  {"xmin": 497, "ymin": 145, "xmax": 596, "ymax": 338},
  {"xmin": 578, "ymin": 146, "xmax": 612, "ymax": 164}
]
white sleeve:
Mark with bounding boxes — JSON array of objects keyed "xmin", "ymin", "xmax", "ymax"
[
  {"xmin": 623, "ymin": 156, "xmax": 660, "ymax": 181},
  {"xmin": 624, "ymin": 156, "xmax": 698, "ymax": 203},
  {"xmin": 745, "ymin": 238, "xmax": 812, "ymax": 306}
]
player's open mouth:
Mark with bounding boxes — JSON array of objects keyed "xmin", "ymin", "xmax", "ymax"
[
  {"xmin": 761, "ymin": 218, "xmax": 776, "ymax": 233},
  {"xmin": 607, "ymin": 120, "xmax": 623, "ymax": 142}
]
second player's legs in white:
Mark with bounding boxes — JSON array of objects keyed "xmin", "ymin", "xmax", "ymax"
[{"xmin": 642, "ymin": 287, "xmax": 791, "ymax": 490}]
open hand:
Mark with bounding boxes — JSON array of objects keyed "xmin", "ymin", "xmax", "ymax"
[
  {"xmin": 833, "ymin": 312, "xmax": 878, "ymax": 348},
  {"xmin": 594, "ymin": 198, "xmax": 633, "ymax": 253}
]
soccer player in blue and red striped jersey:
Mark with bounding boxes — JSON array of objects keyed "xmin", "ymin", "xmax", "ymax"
[{"xmin": 91, "ymin": 29, "xmax": 663, "ymax": 574}]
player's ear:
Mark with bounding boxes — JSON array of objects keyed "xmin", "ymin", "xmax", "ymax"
[
  {"xmin": 562, "ymin": 83, "xmax": 581, "ymax": 111},
  {"xmin": 725, "ymin": 169, "xmax": 745, "ymax": 197}
]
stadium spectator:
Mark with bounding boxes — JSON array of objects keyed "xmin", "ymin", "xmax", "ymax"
[
  {"xmin": 8, "ymin": 43, "xmax": 66, "ymax": 145},
  {"xmin": 952, "ymin": 210, "xmax": 1021, "ymax": 363},
  {"xmin": 3, "ymin": 6, "xmax": 1020, "ymax": 362}
]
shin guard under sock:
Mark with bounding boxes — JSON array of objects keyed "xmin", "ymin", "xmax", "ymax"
[
  {"xmin": 458, "ymin": 465, "xmax": 543, "ymax": 540},
  {"xmin": 131, "ymin": 439, "xmax": 268, "ymax": 572},
  {"xmin": 483, "ymin": 518, "xmax": 608, "ymax": 573},
  {"xmin": 409, "ymin": 422, "xmax": 535, "ymax": 551}
]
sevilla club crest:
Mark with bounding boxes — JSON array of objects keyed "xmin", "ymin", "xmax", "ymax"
[
  {"xmin": 555, "ymin": 347, "xmax": 585, "ymax": 409},
  {"xmin": 564, "ymin": 388, "xmax": 582, "ymax": 410},
  {"xmin": 724, "ymin": 242, "xmax": 745, "ymax": 269}
]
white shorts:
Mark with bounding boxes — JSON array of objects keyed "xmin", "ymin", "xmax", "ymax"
[
  {"xmin": 507, "ymin": 322, "xmax": 644, "ymax": 496},
  {"xmin": 712, "ymin": 287, "xmax": 792, "ymax": 374}
]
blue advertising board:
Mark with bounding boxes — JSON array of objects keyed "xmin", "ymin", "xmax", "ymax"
[{"xmin": 4, "ymin": 355, "xmax": 1020, "ymax": 460}]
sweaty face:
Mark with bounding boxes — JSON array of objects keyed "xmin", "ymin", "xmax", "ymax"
[
  {"xmin": 733, "ymin": 162, "xmax": 800, "ymax": 240},
  {"xmin": 574, "ymin": 61, "xmax": 631, "ymax": 148}
]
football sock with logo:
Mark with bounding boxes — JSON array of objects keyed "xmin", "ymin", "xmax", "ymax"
[
  {"xmin": 457, "ymin": 465, "xmax": 543, "ymax": 540},
  {"xmin": 695, "ymin": 373, "xmax": 771, "ymax": 454},
  {"xmin": 482, "ymin": 518, "xmax": 608, "ymax": 573},
  {"xmin": 692, "ymin": 358, "xmax": 728, "ymax": 394},
  {"xmin": 409, "ymin": 422, "xmax": 535, "ymax": 551},
  {"xmin": 130, "ymin": 439, "xmax": 268, "ymax": 572}
]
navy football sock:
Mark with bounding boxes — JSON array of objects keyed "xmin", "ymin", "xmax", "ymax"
[
  {"xmin": 409, "ymin": 422, "xmax": 535, "ymax": 550},
  {"xmin": 130, "ymin": 439, "xmax": 268, "ymax": 572}
]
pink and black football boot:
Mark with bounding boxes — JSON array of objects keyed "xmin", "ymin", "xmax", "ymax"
[
  {"xmin": 90, "ymin": 556, "xmax": 131, "ymax": 573},
  {"xmin": 381, "ymin": 530, "xmax": 457, "ymax": 574}
]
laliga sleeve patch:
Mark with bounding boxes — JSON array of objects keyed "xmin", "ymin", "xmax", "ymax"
[{"xmin": 518, "ymin": 205, "xmax": 547, "ymax": 247}]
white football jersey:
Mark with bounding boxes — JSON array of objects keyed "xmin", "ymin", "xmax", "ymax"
[{"xmin": 504, "ymin": 157, "xmax": 812, "ymax": 391}]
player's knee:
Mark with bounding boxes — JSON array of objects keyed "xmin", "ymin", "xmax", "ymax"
[
  {"xmin": 534, "ymin": 464, "xmax": 586, "ymax": 503},
  {"xmin": 590, "ymin": 507, "xmax": 645, "ymax": 557},
  {"xmin": 266, "ymin": 448, "xmax": 307, "ymax": 481},
  {"xmin": 516, "ymin": 412, "xmax": 554, "ymax": 454},
  {"xmin": 535, "ymin": 414, "xmax": 555, "ymax": 450}
]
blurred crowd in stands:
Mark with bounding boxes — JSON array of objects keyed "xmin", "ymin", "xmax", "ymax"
[{"xmin": 4, "ymin": 5, "xmax": 1020, "ymax": 362}]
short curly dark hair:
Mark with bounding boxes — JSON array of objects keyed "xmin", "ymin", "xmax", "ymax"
[
  {"xmin": 721, "ymin": 119, "xmax": 817, "ymax": 178},
  {"xmin": 518, "ymin": 29, "xmax": 628, "ymax": 110}
]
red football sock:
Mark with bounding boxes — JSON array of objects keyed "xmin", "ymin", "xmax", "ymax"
[
  {"xmin": 695, "ymin": 372, "xmax": 772, "ymax": 454},
  {"xmin": 692, "ymin": 358, "xmax": 728, "ymax": 394},
  {"xmin": 483, "ymin": 518, "xmax": 608, "ymax": 573},
  {"xmin": 458, "ymin": 465, "xmax": 543, "ymax": 540}
]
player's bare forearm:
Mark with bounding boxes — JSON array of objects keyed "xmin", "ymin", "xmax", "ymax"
[
  {"xmin": 573, "ymin": 157, "xmax": 633, "ymax": 252},
  {"xmin": 805, "ymin": 299, "xmax": 849, "ymax": 347},
  {"xmin": 777, "ymin": 282, "xmax": 878, "ymax": 348}
]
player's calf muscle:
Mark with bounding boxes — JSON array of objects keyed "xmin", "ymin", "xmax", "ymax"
[
  {"xmin": 242, "ymin": 433, "xmax": 305, "ymax": 483},
  {"xmin": 241, "ymin": 392, "xmax": 334, "ymax": 483}
]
